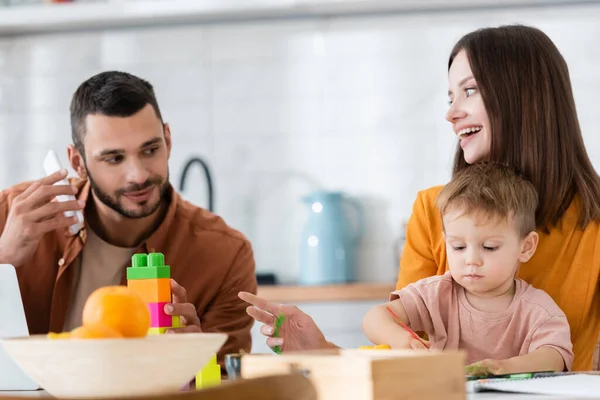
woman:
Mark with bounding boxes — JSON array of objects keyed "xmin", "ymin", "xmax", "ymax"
[{"xmin": 239, "ymin": 24, "xmax": 600, "ymax": 371}]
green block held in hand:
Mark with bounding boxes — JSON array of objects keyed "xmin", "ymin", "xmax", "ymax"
[
  {"xmin": 272, "ymin": 315, "xmax": 285, "ymax": 355},
  {"xmin": 126, "ymin": 252, "xmax": 171, "ymax": 280}
]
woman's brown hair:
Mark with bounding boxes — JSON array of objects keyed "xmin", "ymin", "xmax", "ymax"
[{"xmin": 449, "ymin": 24, "xmax": 600, "ymax": 230}]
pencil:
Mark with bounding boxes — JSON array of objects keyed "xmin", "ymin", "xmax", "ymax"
[{"xmin": 385, "ymin": 305, "xmax": 430, "ymax": 349}]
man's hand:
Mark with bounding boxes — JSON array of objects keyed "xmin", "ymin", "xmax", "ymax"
[
  {"xmin": 164, "ymin": 279, "xmax": 201, "ymax": 333},
  {"xmin": 238, "ymin": 291, "xmax": 334, "ymax": 352},
  {"xmin": 0, "ymin": 170, "xmax": 85, "ymax": 267}
]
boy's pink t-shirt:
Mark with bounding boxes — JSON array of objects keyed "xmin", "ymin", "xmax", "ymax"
[{"xmin": 390, "ymin": 271, "xmax": 574, "ymax": 370}]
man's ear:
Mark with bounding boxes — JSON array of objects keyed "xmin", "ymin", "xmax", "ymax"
[
  {"xmin": 163, "ymin": 123, "xmax": 172, "ymax": 159},
  {"xmin": 518, "ymin": 231, "xmax": 539, "ymax": 263},
  {"xmin": 67, "ymin": 145, "xmax": 87, "ymax": 179}
]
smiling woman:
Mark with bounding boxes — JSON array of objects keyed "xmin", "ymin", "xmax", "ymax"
[
  {"xmin": 400, "ymin": 24, "xmax": 600, "ymax": 372},
  {"xmin": 240, "ymin": 24, "xmax": 600, "ymax": 372}
]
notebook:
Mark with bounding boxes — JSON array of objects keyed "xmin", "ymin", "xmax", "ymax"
[{"xmin": 467, "ymin": 374, "xmax": 600, "ymax": 397}]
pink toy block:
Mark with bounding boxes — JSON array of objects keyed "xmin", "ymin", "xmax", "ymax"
[{"xmin": 148, "ymin": 302, "xmax": 172, "ymax": 328}]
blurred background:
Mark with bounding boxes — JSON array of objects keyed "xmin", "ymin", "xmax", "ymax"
[{"xmin": 1, "ymin": 0, "xmax": 599, "ymax": 352}]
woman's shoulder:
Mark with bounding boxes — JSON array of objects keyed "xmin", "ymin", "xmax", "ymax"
[
  {"xmin": 549, "ymin": 196, "xmax": 600, "ymax": 235},
  {"xmin": 417, "ymin": 185, "xmax": 445, "ymax": 200},
  {"xmin": 536, "ymin": 198, "xmax": 600, "ymax": 264},
  {"xmin": 411, "ymin": 185, "xmax": 445, "ymax": 215}
]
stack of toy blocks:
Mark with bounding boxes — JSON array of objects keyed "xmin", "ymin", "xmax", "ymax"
[
  {"xmin": 126, "ymin": 252, "xmax": 220, "ymax": 389},
  {"xmin": 126, "ymin": 252, "xmax": 182, "ymax": 333}
]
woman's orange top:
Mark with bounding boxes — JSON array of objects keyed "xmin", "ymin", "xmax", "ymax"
[{"xmin": 397, "ymin": 186, "xmax": 600, "ymax": 371}]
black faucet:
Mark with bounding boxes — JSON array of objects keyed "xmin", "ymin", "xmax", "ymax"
[{"xmin": 179, "ymin": 156, "xmax": 214, "ymax": 212}]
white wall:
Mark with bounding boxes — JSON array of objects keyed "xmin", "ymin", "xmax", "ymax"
[{"xmin": 1, "ymin": 3, "xmax": 599, "ymax": 284}]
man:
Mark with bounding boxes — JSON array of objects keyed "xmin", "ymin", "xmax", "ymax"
[{"xmin": 0, "ymin": 71, "xmax": 257, "ymax": 360}]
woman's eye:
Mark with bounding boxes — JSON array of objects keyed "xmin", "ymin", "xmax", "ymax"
[{"xmin": 465, "ymin": 87, "xmax": 477, "ymax": 96}]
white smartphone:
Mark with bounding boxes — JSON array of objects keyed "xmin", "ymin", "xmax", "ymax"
[{"xmin": 42, "ymin": 150, "xmax": 84, "ymax": 235}]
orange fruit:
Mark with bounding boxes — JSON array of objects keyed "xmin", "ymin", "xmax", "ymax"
[
  {"xmin": 82, "ymin": 286, "xmax": 150, "ymax": 338},
  {"xmin": 70, "ymin": 324, "xmax": 122, "ymax": 339}
]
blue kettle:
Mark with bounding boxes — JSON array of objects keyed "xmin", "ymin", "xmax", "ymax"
[{"xmin": 299, "ymin": 191, "xmax": 364, "ymax": 285}]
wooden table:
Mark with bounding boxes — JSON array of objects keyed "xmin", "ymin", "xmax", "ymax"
[{"xmin": 0, "ymin": 390, "xmax": 590, "ymax": 399}]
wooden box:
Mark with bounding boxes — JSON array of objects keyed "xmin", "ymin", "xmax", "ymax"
[{"xmin": 241, "ymin": 349, "xmax": 466, "ymax": 400}]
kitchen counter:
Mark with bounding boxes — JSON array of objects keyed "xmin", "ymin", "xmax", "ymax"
[{"xmin": 256, "ymin": 282, "xmax": 396, "ymax": 303}]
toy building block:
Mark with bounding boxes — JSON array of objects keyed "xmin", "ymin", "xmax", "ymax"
[
  {"xmin": 272, "ymin": 315, "xmax": 285, "ymax": 354},
  {"xmin": 148, "ymin": 327, "xmax": 169, "ymax": 335},
  {"xmin": 148, "ymin": 315, "xmax": 183, "ymax": 335},
  {"xmin": 172, "ymin": 315, "xmax": 182, "ymax": 328},
  {"xmin": 127, "ymin": 252, "xmax": 170, "ymax": 280},
  {"xmin": 148, "ymin": 302, "xmax": 173, "ymax": 327},
  {"xmin": 127, "ymin": 252, "xmax": 189, "ymax": 334},
  {"xmin": 196, "ymin": 354, "xmax": 221, "ymax": 389},
  {"xmin": 127, "ymin": 278, "xmax": 171, "ymax": 303},
  {"xmin": 359, "ymin": 344, "xmax": 391, "ymax": 350}
]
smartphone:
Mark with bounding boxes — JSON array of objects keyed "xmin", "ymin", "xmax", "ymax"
[{"xmin": 42, "ymin": 150, "xmax": 84, "ymax": 235}]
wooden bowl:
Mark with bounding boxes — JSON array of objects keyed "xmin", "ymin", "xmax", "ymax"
[{"xmin": 0, "ymin": 332, "xmax": 227, "ymax": 398}]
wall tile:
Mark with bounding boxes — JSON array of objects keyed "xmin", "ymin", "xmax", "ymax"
[
  {"xmin": 3, "ymin": 3, "xmax": 600, "ymax": 287},
  {"xmin": 207, "ymin": 19, "xmax": 325, "ymax": 62},
  {"xmin": 12, "ymin": 32, "xmax": 102, "ymax": 77},
  {"xmin": 100, "ymin": 25, "xmax": 206, "ymax": 68}
]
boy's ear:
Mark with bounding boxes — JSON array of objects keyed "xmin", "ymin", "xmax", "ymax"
[{"xmin": 518, "ymin": 231, "xmax": 539, "ymax": 263}]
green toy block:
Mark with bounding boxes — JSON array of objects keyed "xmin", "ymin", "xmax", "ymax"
[
  {"xmin": 126, "ymin": 252, "xmax": 171, "ymax": 280},
  {"xmin": 272, "ymin": 314, "xmax": 285, "ymax": 354},
  {"xmin": 196, "ymin": 354, "xmax": 221, "ymax": 389}
]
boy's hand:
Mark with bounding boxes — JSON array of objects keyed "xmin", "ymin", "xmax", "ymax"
[
  {"xmin": 390, "ymin": 334, "xmax": 430, "ymax": 350},
  {"xmin": 466, "ymin": 359, "xmax": 508, "ymax": 377}
]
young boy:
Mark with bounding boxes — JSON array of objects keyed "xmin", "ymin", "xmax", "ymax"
[{"xmin": 362, "ymin": 162, "xmax": 574, "ymax": 375}]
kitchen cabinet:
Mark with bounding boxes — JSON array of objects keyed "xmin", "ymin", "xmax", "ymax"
[{"xmin": 0, "ymin": 0, "xmax": 565, "ymax": 36}]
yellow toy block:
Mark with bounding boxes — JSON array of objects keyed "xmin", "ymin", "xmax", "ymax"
[
  {"xmin": 172, "ymin": 315, "xmax": 182, "ymax": 328},
  {"xmin": 359, "ymin": 344, "xmax": 391, "ymax": 350},
  {"xmin": 148, "ymin": 327, "xmax": 168, "ymax": 335},
  {"xmin": 196, "ymin": 354, "xmax": 221, "ymax": 389},
  {"xmin": 147, "ymin": 316, "xmax": 182, "ymax": 335}
]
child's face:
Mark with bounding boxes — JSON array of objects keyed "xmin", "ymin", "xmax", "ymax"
[{"xmin": 442, "ymin": 207, "xmax": 538, "ymax": 297}]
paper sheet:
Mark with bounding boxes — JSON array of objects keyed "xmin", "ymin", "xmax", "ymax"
[{"xmin": 468, "ymin": 374, "xmax": 600, "ymax": 397}]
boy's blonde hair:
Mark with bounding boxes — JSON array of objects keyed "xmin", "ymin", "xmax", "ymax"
[{"xmin": 436, "ymin": 163, "xmax": 538, "ymax": 237}]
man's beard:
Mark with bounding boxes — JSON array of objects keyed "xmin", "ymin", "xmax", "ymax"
[{"xmin": 86, "ymin": 168, "xmax": 170, "ymax": 219}]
